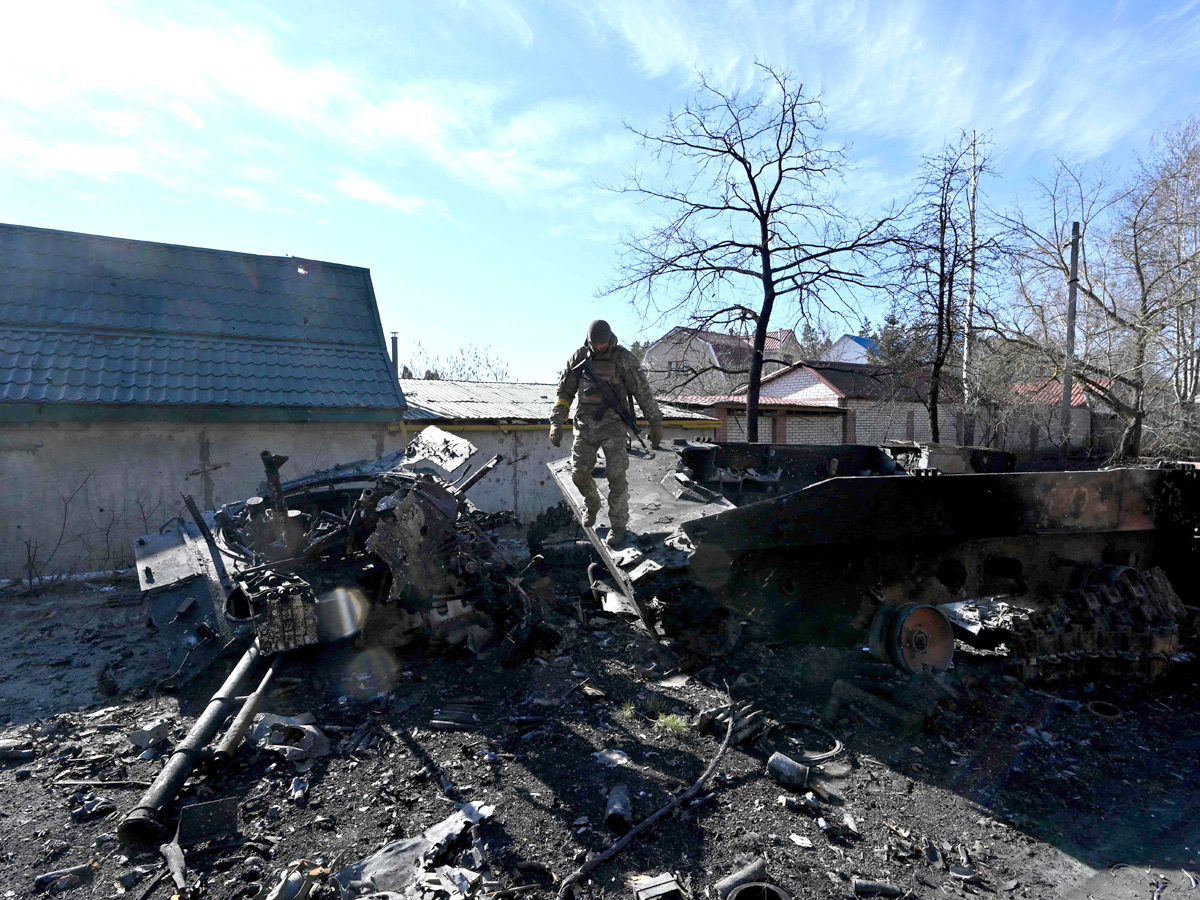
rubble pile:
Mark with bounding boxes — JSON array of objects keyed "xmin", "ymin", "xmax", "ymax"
[
  {"xmin": 2, "ymin": 437, "xmax": 1200, "ymax": 899},
  {"xmin": 131, "ymin": 426, "xmax": 566, "ymax": 702},
  {"xmin": 2, "ymin": 570, "xmax": 1200, "ymax": 900}
]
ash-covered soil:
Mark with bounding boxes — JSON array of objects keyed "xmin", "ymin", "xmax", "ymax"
[{"xmin": 1, "ymin": 570, "xmax": 1198, "ymax": 900}]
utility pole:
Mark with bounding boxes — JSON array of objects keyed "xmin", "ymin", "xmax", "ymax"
[
  {"xmin": 962, "ymin": 131, "xmax": 979, "ymax": 444},
  {"xmin": 1060, "ymin": 222, "xmax": 1081, "ymax": 446}
]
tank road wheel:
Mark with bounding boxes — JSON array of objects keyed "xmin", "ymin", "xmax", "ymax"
[{"xmin": 869, "ymin": 603, "xmax": 955, "ymax": 674}]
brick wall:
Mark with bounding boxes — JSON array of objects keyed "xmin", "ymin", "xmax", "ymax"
[
  {"xmin": 726, "ymin": 412, "xmax": 775, "ymax": 442},
  {"xmin": 760, "ymin": 367, "xmax": 841, "ymax": 406},
  {"xmin": 840, "ymin": 400, "xmax": 974, "ymax": 445},
  {"xmin": 784, "ymin": 412, "xmax": 844, "ymax": 444}
]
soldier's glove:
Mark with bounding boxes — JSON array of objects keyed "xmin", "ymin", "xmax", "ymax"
[
  {"xmin": 549, "ymin": 423, "xmax": 563, "ymax": 447},
  {"xmin": 649, "ymin": 424, "xmax": 664, "ymax": 449}
]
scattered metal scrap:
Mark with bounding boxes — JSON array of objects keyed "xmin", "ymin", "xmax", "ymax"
[
  {"xmin": 135, "ymin": 426, "xmax": 527, "ymax": 686},
  {"xmin": 120, "ymin": 426, "xmax": 557, "ymax": 844}
]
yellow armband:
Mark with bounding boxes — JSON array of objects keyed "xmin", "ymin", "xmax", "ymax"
[{"xmin": 554, "ymin": 398, "xmax": 570, "ymax": 409}]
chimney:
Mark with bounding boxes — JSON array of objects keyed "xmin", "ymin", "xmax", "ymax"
[{"xmin": 391, "ymin": 332, "xmax": 399, "ymax": 379}]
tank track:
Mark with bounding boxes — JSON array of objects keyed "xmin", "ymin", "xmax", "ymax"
[
  {"xmin": 525, "ymin": 501, "xmax": 578, "ymax": 555},
  {"xmin": 1010, "ymin": 567, "xmax": 1195, "ymax": 682}
]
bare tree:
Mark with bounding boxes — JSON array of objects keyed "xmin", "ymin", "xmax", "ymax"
[
  {"xmin": 399, "ymin": 343, "xmax": 512, "ymax": 381},
  {"xmin": 603, "ymin": 64, "xmax": 895, "ymax": 441},
  {"xmin": 993, "ymin": 149, "xmax": 1200, "ymax": 458},
  {"xmin": 1148, "ymin": 119, "xmax": 1200, "ymax": 429},
  {"xmin": 891, "ymin": 134, "xmax": 1000, "ymax": 442}
]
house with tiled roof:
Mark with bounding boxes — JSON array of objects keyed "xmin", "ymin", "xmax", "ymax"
[
  {"xmin": 994, "ymin": 377, "xmax": 1121, "ymax": 453},
  {"xmin": 669, "ymin": 358, "xmax": 1120, "ymax": 455},
  {"xmin": 669, "ymin": 358, "xmax": 959, "ymax": 445},
  {"xmin": 0, "ymin": 222, "xmax": 407, "ymax": 577},
  {"xmin": 641, "ymin": 325, "xmax": 802, "ymax": 398}
]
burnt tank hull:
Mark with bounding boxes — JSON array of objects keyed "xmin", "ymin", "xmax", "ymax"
[{"xmin": 548, "ymin": 443, "xmax": 1199, "ymax": 647}]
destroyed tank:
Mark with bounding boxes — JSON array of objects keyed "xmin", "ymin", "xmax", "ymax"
[{"xmin": 548, "ymin": 441, "xmax": 1200, "ymax": 681}]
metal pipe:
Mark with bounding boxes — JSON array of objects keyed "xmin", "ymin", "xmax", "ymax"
[
  {"xmin": 118, "ymin": 641, "xmax": 264, "ymax": 845},
  {"xmin": 182, "ymin": 493, "xmax": 231, "ymax": 589},
  {"xmin": 450, "ymin": 454, "xmax": 503, "ymax": 497},
  {"xmin": 212, "ymin": 652, "xmax": 283, "ymax": 763}
]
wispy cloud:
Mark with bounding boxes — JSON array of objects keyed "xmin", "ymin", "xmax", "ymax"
[
  {"xmin": 335, "ymin": 175, "xmax": 450, "ymax": 218},
  {"xmin": 171, "ymin": 99, "xmax": 205, "ymax": 129},
  {"xmin": 0, "ymin": 1, "xmax": 615, "ymax": 213},
  {"xmin": 456, "ymin": 0, "xmax": 535, "ymax": 48},
  {"xmin": 0, "ymin": 128, "xmax": 143, "ymax": 179},
  {"xmin": 573, "ymin": 0, "xmax": 1200, "ymax": 162},
  {"xmin": 351, "ymin": 86, "xmax": 597, "ymax": 196}
]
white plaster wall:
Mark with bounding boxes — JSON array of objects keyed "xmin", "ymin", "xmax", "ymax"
[
  {"xmin": 644, "ymin": 335, "xmax": 730, "ymax": 397},
  {"xmin": 0, "ymin": 420, "xmax": 714, "ymax": 577},
  {"xmin": 443, "ymin": 424, "xmax": 712, "ymax": 523},
  {"xmin": 0, "ymin": 419, "xmax": 410, "ymax": 580},
  {"xmin": 827, "ymin": 336, "xmax": 870, "ymax": 363}
]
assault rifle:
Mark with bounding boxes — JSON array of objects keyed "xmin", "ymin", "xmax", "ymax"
[{"xmin": 573, "ymin": 355, "xmax": 647, "ymax": 450}]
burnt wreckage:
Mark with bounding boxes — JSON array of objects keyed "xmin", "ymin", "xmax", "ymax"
[
  {"xmin": 120, "ymin": 427, "xmax": 557, "ymax": 844},
  {"xmin": 548, "ymin": 441, "xmax": 1200, "ymax": 681}
]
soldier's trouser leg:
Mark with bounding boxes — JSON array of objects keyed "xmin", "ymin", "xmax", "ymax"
[
  {"xmin": 600, "ymin": 435, "xmax": 630, "ymax": 528},
  {"xmin": 569, "ymin": 434, "xmax": 602, "ymax": 516}
]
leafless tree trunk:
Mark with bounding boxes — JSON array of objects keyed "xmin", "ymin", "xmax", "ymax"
[
  {"xmin": 603, "ymin": 65, "xmax": 895, "ymax": 441},
  {"xmin": 962, "ymin": 131, "xmax": 983, "ymax": 443},
  {"xmin": 892, "ymin": 135, "xmax": 998, "ymax": 443}
]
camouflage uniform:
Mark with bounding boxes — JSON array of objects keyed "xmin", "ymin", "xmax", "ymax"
[{"xmin": 550, "ymin": 333, "xmax": 662, "ymax": 530}]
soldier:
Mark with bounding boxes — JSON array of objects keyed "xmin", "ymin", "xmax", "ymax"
[{"xmin": 549, "ymin": 319, "xmax": 664, "ymax": 547}]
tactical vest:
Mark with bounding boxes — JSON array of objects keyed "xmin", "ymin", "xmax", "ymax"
[{"xmin": 578, "ymin": 353, "xmax": 625, "ymax": 413}]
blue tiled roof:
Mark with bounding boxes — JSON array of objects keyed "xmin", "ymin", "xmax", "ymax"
[{"xmin": 0, "ymin": 223, "xmax": 405, "ymax": 416}]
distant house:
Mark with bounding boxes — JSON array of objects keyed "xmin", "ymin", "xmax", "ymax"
[
  {"xmin": 996, "ymin": 378, "xmax": 1120, "ymax": 454},
  {"xmin": 0, "ymin": 223, "xmax": 407, "ymax": 578},
  {"xmin": 642, "ymin": 326, "xmax": 802, "ymax": 398},
  {"xmin": 669, "ymin": 358, "xmax": 958, "ymax": 445},
  {"xmin": 399, "ymin": 380, "xmax": 717, "ymax": 523},
  {"xmin": 827, "ymin": 334, "xmax": 879, "ymax": 364}
]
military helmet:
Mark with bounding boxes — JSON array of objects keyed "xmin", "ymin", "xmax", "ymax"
[{"xmin": 588, "ymin": 319, "xmax": 613, "ymax": 345}]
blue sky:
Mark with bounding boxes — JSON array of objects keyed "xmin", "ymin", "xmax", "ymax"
[{"xmin": 3, "ymin": 0, "xmax": 1199, "ymax": 381}]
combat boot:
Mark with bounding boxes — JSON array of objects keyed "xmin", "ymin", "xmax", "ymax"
[
  {"xmin": 583, "ymin": 500, "xmax": 599, "ymax": 528},
  {"xmin": 605, "ymin": 525, "xmax": 626, "ymax": 548}
]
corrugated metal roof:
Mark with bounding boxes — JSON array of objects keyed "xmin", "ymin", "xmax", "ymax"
[
  {"xmin": 0, "ymin": 223, "xmax": 405, "ymax": 415},
  {"xmin": 400, "ymin": 379, "xmax": 717, "ymax": 422}
]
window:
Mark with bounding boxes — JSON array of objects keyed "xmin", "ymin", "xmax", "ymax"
[{"xmin": 667, "ymin": 360, "xmax": 682, "ymax": 372}]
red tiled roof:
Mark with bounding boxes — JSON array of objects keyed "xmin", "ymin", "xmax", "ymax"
[
  {"xmin": 1008, "ymin": 380, "xmax": 1089, "ymax": 408},
  {"xmin": 663, "ymin": 393, "xmax": 844, "ymax": 412}
]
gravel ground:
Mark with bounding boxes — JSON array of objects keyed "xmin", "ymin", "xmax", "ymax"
[{"xmin": 1, "ymin": 572, "xmax": 1198, "ymax": 900}]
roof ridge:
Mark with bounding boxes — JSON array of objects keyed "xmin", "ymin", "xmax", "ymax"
[{"xmin": 0, "ymin": 222, "xmax": 369, "ymax": 274}]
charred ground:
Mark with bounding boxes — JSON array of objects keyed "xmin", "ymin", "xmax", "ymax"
[{"xmin": 1, "ymin": 561, "xmax": 1198, "ymax": 900}]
